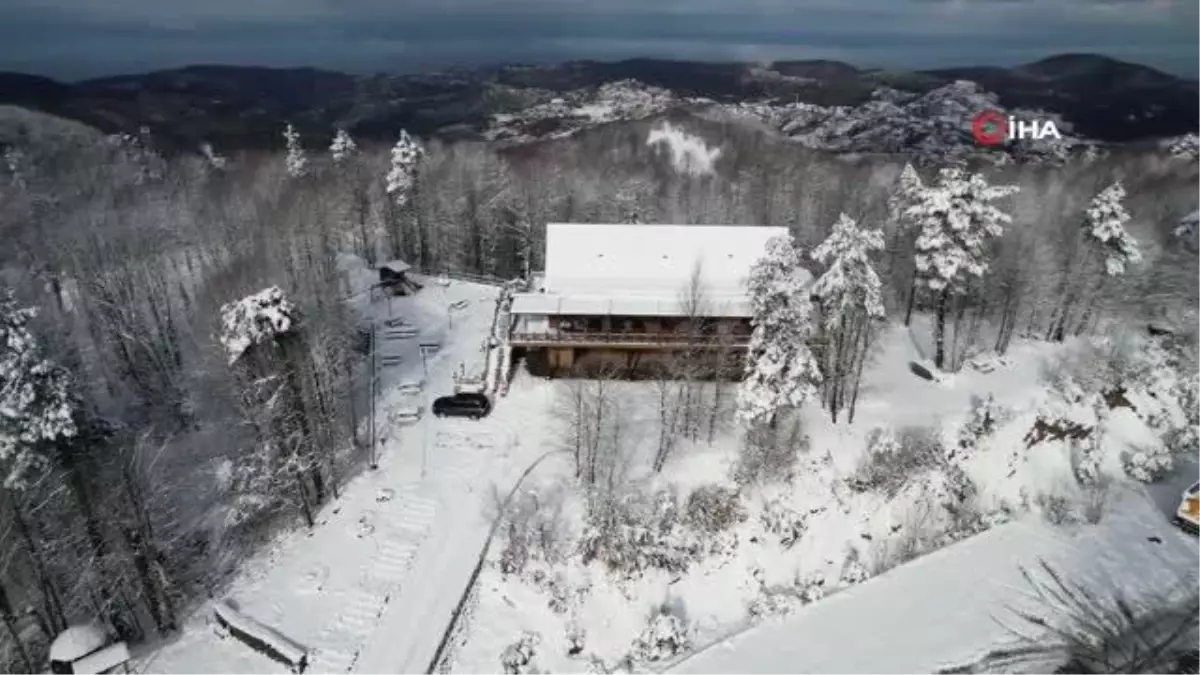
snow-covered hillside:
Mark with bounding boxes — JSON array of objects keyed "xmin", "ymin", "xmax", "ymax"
[
  {"xmin": 724, "ymin": 81, "xmax": 1083, "ymax": 165},
  {"xmin": 439, "ymin": 323, "xmax": 1199, "ymax": 673},
  {"xmin": 484, "ymin": 78, "xmax": 1097, "ymax": 165},
  {"xmin": 486, "ymin": 80, "xmax": 692, "ymax": 144}
]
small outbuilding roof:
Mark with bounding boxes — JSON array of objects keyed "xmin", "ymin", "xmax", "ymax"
[
  {"xmin": 49, "ymin": 623, "xmax": 108, "ymax": 663},
  {"xmin": 377, "ymin": 260, "xmax": 412, "ymax": 274}
]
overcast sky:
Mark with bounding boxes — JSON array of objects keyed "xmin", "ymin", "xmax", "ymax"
[{"xmin": 1, "ymin": 0, "xmax": 1196, "ymax": 80}]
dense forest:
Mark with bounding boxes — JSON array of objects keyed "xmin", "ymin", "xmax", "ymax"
[{"xmin": 0, "ymin": 109, "xmax": 1196, "ymax": 671}]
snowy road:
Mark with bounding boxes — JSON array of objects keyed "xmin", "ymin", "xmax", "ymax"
[{"xmin": 141, "ymin": 279, "xmax": 558, "ymax": 674}]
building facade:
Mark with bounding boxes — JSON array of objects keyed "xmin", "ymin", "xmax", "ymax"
[{"xmin": 507, "ymin": 223, "xmax": 805, "ymax": 377}]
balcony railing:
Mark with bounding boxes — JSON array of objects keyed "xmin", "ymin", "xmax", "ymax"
[{"xmin": 509, "ymin": 331, "xmax": 750, "ymax": 348}]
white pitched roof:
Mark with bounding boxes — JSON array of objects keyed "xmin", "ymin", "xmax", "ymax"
[
  {"xmin": 543, "ymin": 223, "xmax": 790, "ymax": 297},
  {"xmin": 509, "ymin": 293, "xmax": 753, "ymax": 318}
]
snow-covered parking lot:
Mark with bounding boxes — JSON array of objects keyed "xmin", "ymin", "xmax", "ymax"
[{"xmin": 139, "ymin": 275, "xmax": 559, "ymax": 674}]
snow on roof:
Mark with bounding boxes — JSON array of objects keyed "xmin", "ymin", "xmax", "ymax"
[
  {"xmin": 50, "ymin": 623, "xmax": 108, "ymax": 663},
  {"xmin": 71, "ymin": 642, "xmax": 130, "ymax": 675},
  {"xmin": 378, "ymin": 259, "xmax": 412, "ymax": 273},
  {"xmin": 509, "ymin": 292, "xmax": 753, "ymax": 318},
  {"xmin": 543, "ymin": 223, "xmax": 793, "ymax": 297}
]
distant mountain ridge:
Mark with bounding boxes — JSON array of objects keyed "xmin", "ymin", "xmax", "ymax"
[{"xmin": 0, "ymin": 53, "xmax": 1194, "ymax": 152}]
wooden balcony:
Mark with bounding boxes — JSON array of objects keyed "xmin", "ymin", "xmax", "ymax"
[{"xmin": 509, "ymin": 331, "xmax": 750, "ymax": 349}]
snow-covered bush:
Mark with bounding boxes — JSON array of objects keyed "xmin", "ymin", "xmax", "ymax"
[
  {"xmin": 734, "ymin": 419, "xmax": 805, "ymax": 485},
  {"xmin": 746, "ymin": 588, "xmax": 795, "ymax": 619},
  {"xmin": 1121, "ymin": 444, "xmax": 1174, "ymax": 483},
  {"xmin": 497, "ymin": 486, "xmax": 569, "ymax": 576},
  {"xmin": 849, "ymin": 426, "xmax": 942, "ymax": 496},
  {"xmin": 683, "ymin": 485, "xmax": 745, "ymax": 534},
  {"xmin": 500, "ymin": 631, "xmax": 542, "ymax": 674},
  {"xmin": 839, "ymin": 549, "xmax": 869, "ymax": 587},
  {"xmin": 1070, "ymin": 434, "xmax": 1104, "ymax": 486},
  {"xmin": 794, "ymin": 572, "xmax": 827, "ymax": 605},
  {"xmin": 629, "ymin": 608, "xmax": 690, "ymax": 663},
  {"xmin": 758, "ymin": 495, "xmax": 808, "ymax": 548},
  {"xmin": 952, "ymin": 394, "xmax": 1000, "ymax": 462},
  {"xmin": 579, "ymin": 489, "xmax": 709, "ymax": 577}
]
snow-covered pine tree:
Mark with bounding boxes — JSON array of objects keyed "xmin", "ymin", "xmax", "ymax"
[
  {"xmin": 384, "ymin": 130, "xmax": 425, "ymax": 262},
  {"xmin": 330, "ymin": 128, "xmax": 358, "ymax": 164},
  {"xmin": 810, "ymin": 213, "xmax": 885, "ymax": 423},
  {"xmin": 738, "ymin": 233, "xmax": 822, "ymax": 427},
  {"xmin": 0, "ymin": 289, "xmax": 77, "ymax": 489},
  {"xmin": 219, "ymin": 287, "xmax": 326, "ymax": 527},
  {"xmin": 1051, "ymin": 181, "xmax": 1142, "ymax": 339},
  {"xmin": 283, "ymin": 123, "xmax": 308, "ymax": 178},
  {"xmin": 907, "ymin": 167, "xmax": 1018, "ymax": 370},
  {"xmin": 385, "ymin": 130, "xmax": 423, "ymax": 207},
  {"xmin": 1084, "ymin": 182, "xmax": 1141, "ymax": 276}
]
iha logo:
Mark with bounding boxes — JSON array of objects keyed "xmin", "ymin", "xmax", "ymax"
[{"xmin": 971, "ymin": 109, "xmax": 1062, "ymax": 146}]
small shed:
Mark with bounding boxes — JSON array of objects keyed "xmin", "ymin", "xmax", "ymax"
[
  {"xmin": 377, "ymin": 260, "xmax": 423, "ymax": 296},
  {"xmin": 49, "ymin": 623, "xmax": 130, "ymax": 674}
]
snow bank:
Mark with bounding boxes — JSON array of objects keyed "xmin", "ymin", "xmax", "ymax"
[{"xmin": 213, "ymin": 600, "xmax": 310, "ymax": 673}]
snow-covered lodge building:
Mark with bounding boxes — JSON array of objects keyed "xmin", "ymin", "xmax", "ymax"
[{"xmin": 508, "ymin": 223, "xmax": 800, "ymax": 377}]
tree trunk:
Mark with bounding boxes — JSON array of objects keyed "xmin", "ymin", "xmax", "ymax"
[
  {"xmin": 903, "ymin": 276, "xmax": 918, "ymax": 327},
  {"xmin": 848, "ymin": 321, "xmax": 871, "ymax": 425},
  {"xmin": 7, "ymin": 495, "xmax": 66, "ymax": 633},
  {"xmin": 0, "ymin": 583, "xmax": 32, "ymax": 674},
  {"xmin": 934, "ymin": 289, "xmax": 949, "ymax": 370}
]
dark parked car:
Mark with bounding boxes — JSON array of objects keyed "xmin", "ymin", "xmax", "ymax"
[{"xmin": 432, "ymin": 392, "xmax": 492, "ymax": 419}]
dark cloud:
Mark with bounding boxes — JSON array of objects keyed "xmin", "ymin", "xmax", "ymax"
[{"xmin": 0, "ymin": 0, "xmax": 1195, "ymax": 79}]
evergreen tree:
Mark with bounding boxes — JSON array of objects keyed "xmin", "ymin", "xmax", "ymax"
[
  {"xmin": 810, "ymin": 213, "xmax": 885, "ymax": 422},
  {"xmin": 738, "ymin": 233, "xmax": 822, "ymax": 427},
  {"xmin": 330, "ymin": 128, "xmax": 358, "ymax": 164},
  {"xmin": 1050, "ymin": 181, "xmax": 1142, "ymax": 339},
  {"xmin": 0, "ymin": 289, "xmax": 76, "ymax": 490},
  {"xmin": 1085, "ymin": 182, "xmax": 1141, "ymax": 276},
  {"xmin": 283, "ymin": 123, "xmax": 308, "ymax": 178},
  {"xmin": 907, "ymin": 167, "xmax": 1017, "ymax": 369}
]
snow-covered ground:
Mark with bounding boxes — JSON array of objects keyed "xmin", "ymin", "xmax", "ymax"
[
  {"xmin": 441, "ymin": 321, "xmax": 1198, "ymax": 673},
  {"xmin": 137, "ymin": 262, "xmax": 561, "ymax": 673},
  {"xmin": 670, "ymin": 487, "xmax": 1197, "ymax": 674}
]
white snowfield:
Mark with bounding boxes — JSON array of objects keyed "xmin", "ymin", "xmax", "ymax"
[
  {"xmin": 140, "ymin": 269, "xmax": 558, "ymax": 674},
  {"xmin": 670, "ymin": 490, "xmax": 1198, "ymax": 675}
]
